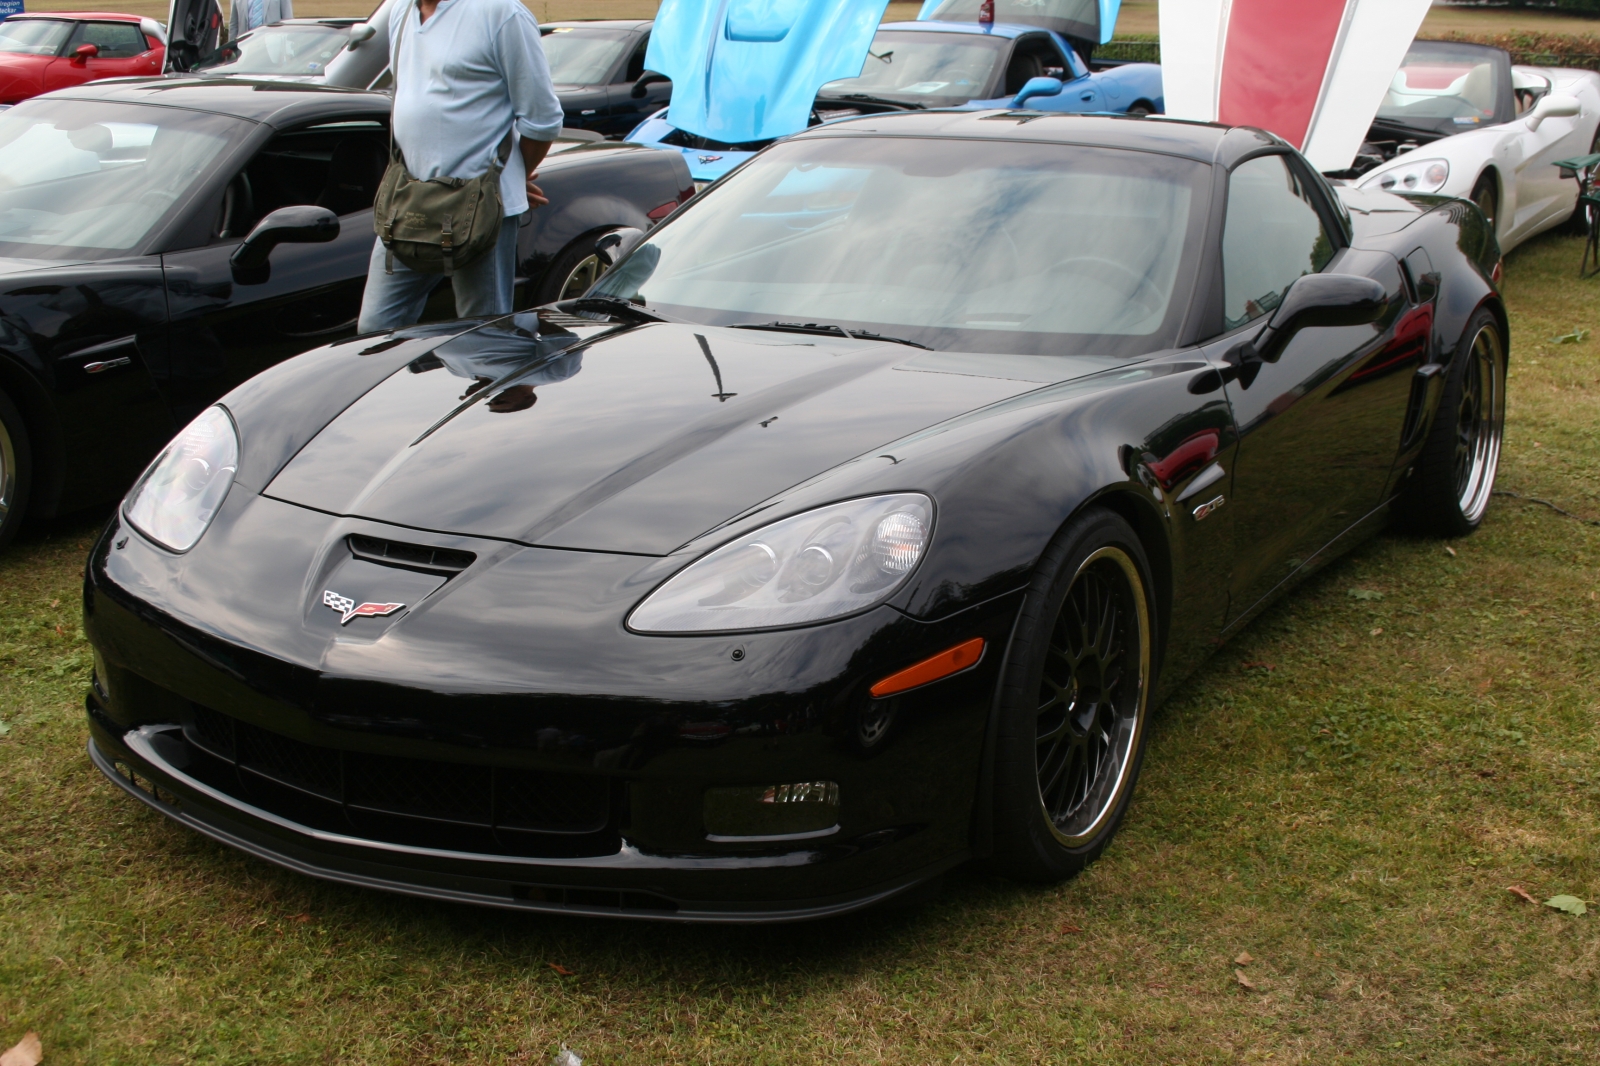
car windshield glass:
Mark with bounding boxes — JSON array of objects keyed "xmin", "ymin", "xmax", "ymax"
[
  {"xmin": 1376, "ymin": 41, "xmax": 1505, "ymax": 133},
  {"xmin": 593, "ymin": 135, "xmax": 1208, "ymax": 355},
  {"xmin": 0, "ymin": 18, "xmax": 74, "ymax": 55},
  {"xmin": 819, "ymin": 31, "xmax": 1008, "ymax": 106},
  {"xmin": 540, "ymin": 26, "xmax": 632, "ymax": 85},
  {"xmin": 0, "ymin": 99, "xmax": 251, "ymax": 259},
  {"xmin": 196, "ymin": 23, "xmax": 350, "ymax": 74}
]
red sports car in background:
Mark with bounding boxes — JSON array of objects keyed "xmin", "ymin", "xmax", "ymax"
[{"xmin": 0, "ymin": 12, "xmax": 165, "ymax": 106}]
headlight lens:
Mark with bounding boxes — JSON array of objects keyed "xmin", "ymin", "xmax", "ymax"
[
  {"xmin": 123, "ymin": 405, "xmax": 239, "ymax": 552},
  {"xmin": 1362, "ymin": 157, "xmax": 1450, "ymax": 195},
  {"xmin": 628, "ymin": 493, "xmax": 933, "ymax": 633}
]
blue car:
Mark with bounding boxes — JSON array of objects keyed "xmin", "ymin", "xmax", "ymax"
[{"xmin": 628, "ymin": 0, "xmax": 1162, "ymax": 185}]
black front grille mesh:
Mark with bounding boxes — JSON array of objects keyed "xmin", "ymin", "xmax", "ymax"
[{"xmin": 183, "ymin": 705, "xmax": 613, "ymax": 856}]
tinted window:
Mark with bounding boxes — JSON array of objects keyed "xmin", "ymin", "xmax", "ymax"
[
  {"xmin": 539, "ymin": 26, "xmax": 632, "ymax": 85},
  {"xmin": 1223, "ymin": 155, "xmax": 1334, "ymax": 331},
  {"xmin": 0, "ymin": 18, "xmax": 73, "ymax": 55},
  {"xmin": 0, "ymin": 98, "xmax": 251, "ymax": 258},
  {"xmin": 593, "ymin": 136, "xmax": 1209, "ymax": 355},
  {"xmin": 68, "ymin": 21, "xmax": 148, "ymax": 59},
  {"xmin": 819, "ymin": 30, "xmax": 1008, "ymax": 107}
]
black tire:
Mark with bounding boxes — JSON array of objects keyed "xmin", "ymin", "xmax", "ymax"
[
  {"xmin": 1396, "ymin": 308, "xmax": 1505, "ymax": 538},
  {"xmin": 991, "ymin": 507, "xmax": 1157, "ymax": 883},
  {"xmin": 1471, "ymin": 172, "xmax": 1499, "ymax": 234},
  {"xmin": 1126, "ymin": 101, "xmax": 1155, "ymax": 117},
  {"xmin": 0, "ymin": 388, "xmax": 32, "ymax": 550},
  {"xmin": 532, "ymin": 228, "xmax": 620, "ymax": 306}
]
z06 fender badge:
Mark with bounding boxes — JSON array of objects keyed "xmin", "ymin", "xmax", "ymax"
[
  {"xmin": 1191, "ymin": 495, "xmax": 1225, "ymax": 521},
  {"xmin": 323, "ymin": 590, "xmax": 405, "ymax": 625}
]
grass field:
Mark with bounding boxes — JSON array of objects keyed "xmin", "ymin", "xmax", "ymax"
[{"xmin": 2, "ymin": 219, "xmax": 1599, "ymax": 1061}]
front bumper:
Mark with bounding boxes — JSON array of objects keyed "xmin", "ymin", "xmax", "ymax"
[{"xmin": 85, "ymin": 503, "xmax": 1021, "ymax": 921}]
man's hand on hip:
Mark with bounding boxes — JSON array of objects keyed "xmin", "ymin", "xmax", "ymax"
[{"xmin": 521, "ymin": 138, "xmax": 554, "ymax": 209}]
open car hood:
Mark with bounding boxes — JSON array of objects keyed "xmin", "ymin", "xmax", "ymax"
[
  {"xmin": 1159, "ymin": 0, "xmax": 1432, "ymax": 172},
  {"xmin": 165, "ymin": 0, "xmax": 224, "ymax": 72},
  {"xmin": 643, "ymin": 0, "xmax": 893, "ymax": 144},
  {"xmin": 263, "ymin": 317, "xmax": 1106, "ymax": 555},
  {"xmin": 915, "ymin": 0, "xmax": 1121, "ymax": 46}
]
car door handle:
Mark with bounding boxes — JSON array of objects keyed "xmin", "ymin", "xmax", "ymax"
[{"xmin": 1080, "ymin": 92, "xmax": 1094, "ymax": 101}]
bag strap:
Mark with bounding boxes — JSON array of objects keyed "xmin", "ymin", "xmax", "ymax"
[{"xmin": 386, "ymin": 1, "xmax": 415, "ymax": 163}]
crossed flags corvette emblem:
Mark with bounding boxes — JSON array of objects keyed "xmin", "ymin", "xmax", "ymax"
[{"xmin": 323, "ymin": 590, "xmax": 405, "ymax": 626}]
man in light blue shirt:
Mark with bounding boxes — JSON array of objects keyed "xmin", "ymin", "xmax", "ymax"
[{"xmin": 357, "ymin": 0, "xmax": 564, "ymax": 333}]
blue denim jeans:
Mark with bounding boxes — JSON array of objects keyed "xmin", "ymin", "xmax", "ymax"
[{"xmin": 357, "ymin": 215, "xmax": 521, "ymax": 333}]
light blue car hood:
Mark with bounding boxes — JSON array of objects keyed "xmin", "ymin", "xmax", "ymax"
[
  {"xmin": 916, "ymin": 0, "xmax": 1121, "ymax": 44},
  {"xmin": 644, "ymin": 0, "xmax": 892, "ymax": 144}
]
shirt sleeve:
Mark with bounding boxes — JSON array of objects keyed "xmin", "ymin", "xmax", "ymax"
[{"xmin": 496, "ymin": 7, "xmax": 565, "ymax": 143}]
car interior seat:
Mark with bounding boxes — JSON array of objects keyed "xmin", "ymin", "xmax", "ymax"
[
  {"xmin": 1004, "ymin": 50, "xmax": 1045, "ymax": 95},
  {"xmin": 316, "ymin": 135, "xmax": 388, "ymax": 216}
]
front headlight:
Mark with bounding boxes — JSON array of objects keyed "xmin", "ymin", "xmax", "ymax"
[
  {"xmin": 1362, "ymin": 157, "xmax": 1450, "ymax": 195},
  {"xmin": 628, "ymin": 493, "xmax": 933, "ymax": 633},
  {"xmin": 123, "ymin": 405, "xmax": 239, "ymax": 552}
]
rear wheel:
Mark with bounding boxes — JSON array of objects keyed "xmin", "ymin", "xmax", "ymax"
[
  {"xmin": 532, "ymin": 228, "xmax": 619, "ymax": 306},
  {"xmin": 991, "ymin": 508, "xmax": 1156, "ymax": 882},
  {"xmin": 1126, "ymin": 101, "xmax": 1155, "ymax": 116},
  {"xmin": 0, "ymin": 388, "xmax": 31, "ymax": 550},
  {"xmin": 1396, "ymin": 309, "xmax": 1505, "ymax": 537}
]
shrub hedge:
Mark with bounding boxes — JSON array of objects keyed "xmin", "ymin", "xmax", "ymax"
[{"xmin": 1094, "ymin": 31, "xmax": 1600, "ymax": 73}]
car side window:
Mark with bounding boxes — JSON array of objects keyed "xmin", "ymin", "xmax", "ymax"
[
  {"xmin": 68, "ymin": 21, "xmax": 148, "ymax": 58},
  {"xmin": 623, "ymin": 36, "xmax": 647, "ymax": 83},
  {"xmin": 214, "ymin": 119, "xmax": 389, "ymax": 241},
  {"xmin": 1222, "ymin": 154, "xmax": 1335, "ymax": 330}
]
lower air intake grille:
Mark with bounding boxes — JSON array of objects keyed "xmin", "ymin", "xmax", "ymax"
[{"xmin": 183, "ymin": 705, "xmax": 614, "ymax": 857}]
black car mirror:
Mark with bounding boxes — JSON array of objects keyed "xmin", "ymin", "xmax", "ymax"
[
  {"xmin": 595, "ymin": 227, "xmax": 646, "ymax": 268},
  {"xmin": 631, "ymin": 72, "xmax": 671, "ymax": 99},
  {"xmin": 230, "ymin": 205, "xmax": 340, "ymax": 285},
  {"xmin": 1245, "ymin": 273, "xmax": 1387, "ymax": 364}
]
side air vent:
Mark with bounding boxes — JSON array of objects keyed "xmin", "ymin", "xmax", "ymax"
[{"xmin": 347, "ymin": 534, "xmax": 475, "ymax": 575}]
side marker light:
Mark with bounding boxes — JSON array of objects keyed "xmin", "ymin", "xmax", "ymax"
[{"xmin": 870, "ymin": 637, "xmax": 985, "ymax": 698}]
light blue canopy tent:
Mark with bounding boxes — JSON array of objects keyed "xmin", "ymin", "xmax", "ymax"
[{"xmin": 644, "ymin": 0, "xmax": 894, "ymax": 144}]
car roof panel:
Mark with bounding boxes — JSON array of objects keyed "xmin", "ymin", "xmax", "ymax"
[
  {"xmin": 41, "ymin": 77, "xmax": 393, "ymax": 126},
  {"xmin": 791, "ymin": 109, "xmax": 1232, "ymax": 162}
]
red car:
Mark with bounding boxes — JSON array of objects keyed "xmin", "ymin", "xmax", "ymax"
[{"xmin": 0, "ymin": 12, "xmax": 166, "ymax": 106}]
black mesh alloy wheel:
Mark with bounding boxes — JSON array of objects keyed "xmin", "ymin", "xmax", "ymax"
[{"xmin": 991, "ymin": 507, "xmax": 1155, "ymax": 882}]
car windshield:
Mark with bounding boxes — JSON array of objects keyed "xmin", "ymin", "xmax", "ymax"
[
  {"xmin": 0, "ymin": 99, "xmax": 251, "ymax": 259},
  {"xmin": 593, "ymin": 135, "xmax": 1208, "ymax": 355},
  {"xmin": 195, "ymin": 23, "xmax": 351, "ymax": 75},
  {"xmin": 0, "ymin": 18, "xmax": 74, "ymax": 55},
  {"xmin": 540, "ymin": 26, "xmax": 633, "ymax": 85},
  {"xmin": 1376, "ymin": 41, "xmax": 1507, "ymax": 134},
  {"xmin": 819, "ymin": 31, "xmax": 1008, "ymax": 106}
]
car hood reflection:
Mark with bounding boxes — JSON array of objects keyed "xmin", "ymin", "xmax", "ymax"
[{"xmin": 263, "ymin": 321, "xmax": 1112, "ymax": 554}]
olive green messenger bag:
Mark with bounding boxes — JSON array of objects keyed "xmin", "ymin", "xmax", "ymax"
[{"xmin": 373, "ymin": 0, "xmax": 514, "ymax": 276}]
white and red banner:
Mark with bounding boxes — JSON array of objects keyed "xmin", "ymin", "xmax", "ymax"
[{"xmin": 1160, "ymin": 0, "xmax": 1431, "ymax": 171}]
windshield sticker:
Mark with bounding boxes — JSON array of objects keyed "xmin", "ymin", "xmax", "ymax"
[{"xmin": 902, "ymin": 81, "xmax": 952, "ymax": 94}]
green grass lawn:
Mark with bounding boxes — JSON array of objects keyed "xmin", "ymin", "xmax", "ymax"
[{"xmin": 4, "ymin": 230, "xmax": 1600, "ymax": 1064}]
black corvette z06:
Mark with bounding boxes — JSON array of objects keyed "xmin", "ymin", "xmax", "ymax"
[{"xmin": 84, "ymin": 111, "xmax": 1507, "ymax": 922}]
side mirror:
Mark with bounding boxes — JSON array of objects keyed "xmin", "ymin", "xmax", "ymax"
[
  {"xmin": 1527, "ymin": 92, "xmax": 1581, "ymax": 131},
  {"xmin": 71, "ymin": 43, "xmax": 99, "ymax": 65},
  {"xmin": 230, "ymin": 205, "xmax": 339, "ymax": 285},
  {"xmin": 346, "ymin": 22, "xmax": 376, "ymax": 49},
  {"xmin": 594, "ymin": 227, "xmax": 646, "ymax": 268},
  {"xmin": 1012, "ymin": 75, "xmax": 1063, "ymax": 109},
  {"xmin": 1227, "ymin": 274, "xmax": 1387, "ymax": 385},
  {"xmin": 631, "ymin": 71, "xmax": 671, "ymax": 99}
]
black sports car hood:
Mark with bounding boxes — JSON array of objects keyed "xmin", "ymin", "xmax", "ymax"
[{"xmin": 263, "ymin": 318, "xmax": 1113, "ymax": 554}]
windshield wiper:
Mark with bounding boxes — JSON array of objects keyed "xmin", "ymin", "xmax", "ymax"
[
  {"xmin": 821, "ymin": 92, "xmax": 925, "ymax": 111},
  {"xmin": 553, "ymin": 295, "xmax": 672, "ymax": 324},
  {"xmin": 729, "ymin": 320, "xmax": 932, "ymax": 349}
]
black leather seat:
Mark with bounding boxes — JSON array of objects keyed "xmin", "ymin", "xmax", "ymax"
[{"xmin": 316, "ymin": 135, "xmax": 388, "ymax": 217}]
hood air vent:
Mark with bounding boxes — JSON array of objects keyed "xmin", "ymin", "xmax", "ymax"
[{"xmin": 347, "ymin": 534, "xmax": 475, "ymax": 575}]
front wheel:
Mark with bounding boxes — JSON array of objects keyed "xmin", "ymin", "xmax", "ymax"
[
  {"xmin": 1396, "ymin": 309, "xmax": 1506, "ymax": 537},
  {"xmin": 991, "ymin": 508, "xmax": 1156, "ymax": 883},
  {"xmin": 1471, "ymin": 173, "xmax": 1499, "ymax": 234},
  {"xmin": 0, "ymin": 388, "xmax": 32, "ymax": 550}
]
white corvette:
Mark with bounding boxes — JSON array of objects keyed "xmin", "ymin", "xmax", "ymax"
[{"xmin": 1349, "ymin": 39, "xmax": 1600, "ymax": 253}]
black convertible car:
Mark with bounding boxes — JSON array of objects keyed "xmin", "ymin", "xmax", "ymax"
[
  {"xmin": 0, "ymin": 78, "xmax": 692, "ymax": 546},
  {"xmin": 84, "ymin": 111, "xmax": 1505, "ymax": 922}
]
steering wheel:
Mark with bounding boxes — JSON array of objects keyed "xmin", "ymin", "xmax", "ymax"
[{"xmin": 1048, "ymin": 256, "xmax": 1164, "ymax": 315}]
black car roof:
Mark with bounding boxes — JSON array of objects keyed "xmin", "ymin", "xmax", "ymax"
[
  {"xmin": 42, "ymin": 77, "xmax": 390, "ymax": 127},
  {"xmin": 793, "ymin": 110, "xmax": 1282, "ymax": 166}
]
